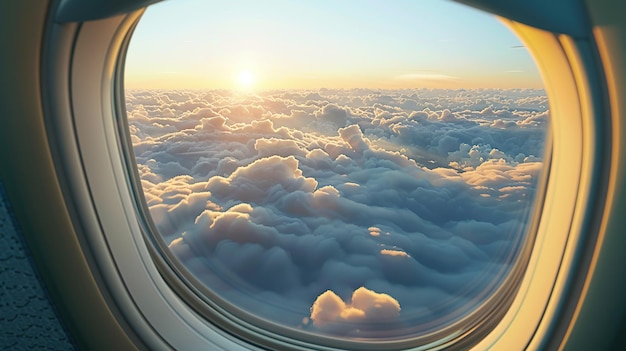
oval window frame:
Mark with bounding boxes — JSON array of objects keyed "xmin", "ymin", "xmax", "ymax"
[{"xmin": 38, "ymin": 2, "xmax": 611, "ymax": 350}]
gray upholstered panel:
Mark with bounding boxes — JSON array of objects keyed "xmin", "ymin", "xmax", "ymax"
[{"xmin": 0, "ymin": 184, "xmax": 75, "ymax": 350}]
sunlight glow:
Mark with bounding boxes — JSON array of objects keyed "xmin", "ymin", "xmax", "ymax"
[
  {"xmin": 237, "ymin": 70, "xmax": 255, "ymax": 88},
  {"xmin": 125, "ymin": 0, "xmax": 542, "ymax": 90}
]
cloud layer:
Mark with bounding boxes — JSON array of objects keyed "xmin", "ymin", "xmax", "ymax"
[{"xmin": 126, "ymin": 88, "xmax": 548, "ymax": 337}]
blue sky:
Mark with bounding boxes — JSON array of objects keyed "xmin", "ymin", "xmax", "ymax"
[{"xmin": 125, "ymin": 0, "xmax": 543, "ymax": 89}]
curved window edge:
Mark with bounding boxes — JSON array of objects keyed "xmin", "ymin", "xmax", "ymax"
[{"xmin": 472, "ymin": 19, "xmax": 612, "ymax": 350}]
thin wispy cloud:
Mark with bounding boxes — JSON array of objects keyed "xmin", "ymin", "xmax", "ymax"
[{"xmin": 394, "ymin": 73, "xmax": 460, "ymax": 81}]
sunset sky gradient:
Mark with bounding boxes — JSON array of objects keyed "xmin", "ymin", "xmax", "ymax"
[{"xmin": 125, "ymin": 0, "xmax": 543, "ymax": 89}]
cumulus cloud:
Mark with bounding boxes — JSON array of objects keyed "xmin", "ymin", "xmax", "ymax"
[
  {"xmin": 309, "ymin": 287, "xmax": 401, "ymax": 333},
  {"xmin": 126, "ymin": 87, "xmax": 548, "ymax": 337}
]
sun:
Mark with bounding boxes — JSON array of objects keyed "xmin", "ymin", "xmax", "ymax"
[{"xmin": 237, "ymin": 70, "xmax": 255, "ymax": 88}]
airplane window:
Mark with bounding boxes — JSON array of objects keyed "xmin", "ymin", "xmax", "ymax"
[{"xmin": 123, "ymin": 0, "xmax": 548, "ymax": 346}]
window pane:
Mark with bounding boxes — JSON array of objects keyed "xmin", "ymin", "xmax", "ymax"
[{"xmin": 124, "ymin": 0, "xmax": 548, "ymax": 342}]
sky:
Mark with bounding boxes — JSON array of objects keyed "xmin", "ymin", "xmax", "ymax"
[
  {"xmin": 126, "ymin": 87, "xmax": 548, "ymax": 339},
  {"xmin": 124, "ymin": 0, "xmax": 543, "ymax": 90}
]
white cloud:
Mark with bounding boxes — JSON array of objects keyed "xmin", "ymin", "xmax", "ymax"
[
  {"xmin": 126, "ymin": 87, "xmax": 548, "ymax": 336},
  {"xmin": 309, "ymin": 287, "xmax": 401, "ymax": 329}
]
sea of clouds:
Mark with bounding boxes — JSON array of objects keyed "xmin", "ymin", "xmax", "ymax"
[{"xmin": 125, "ymin": 88, "xmax": 548, "ymax": 337}]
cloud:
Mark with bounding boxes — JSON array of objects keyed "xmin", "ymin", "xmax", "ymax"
[
  {"xmin": 126, "ymin": 87, "xmax": 548, "ymax": 336},
  {"xmin": 309, "ymin": 287, "xmax": 401, "ymax": 330},
  {"xmin": 206, "ymin": 155, "xmax": 318, "ymax": 204},
  {"xmin": 395, "ymin": 73, "xmax": 459, "ymax": 82},
  {"xmin": 314, "ymin": 103, "xmax": 350, "ymax": 127},
  {"xmin": 380, "ymin": 249, "xmax": 410, "ymax": 257}
]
